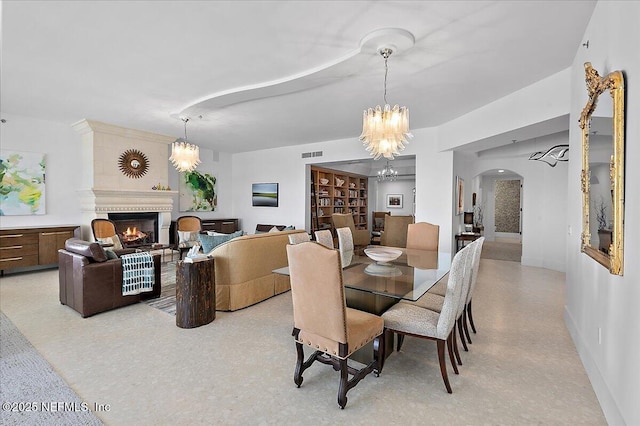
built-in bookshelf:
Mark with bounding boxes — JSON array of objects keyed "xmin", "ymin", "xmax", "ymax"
[{"xmin": 310, "ymin": 166, "xmax": 368, "ymax": 234}]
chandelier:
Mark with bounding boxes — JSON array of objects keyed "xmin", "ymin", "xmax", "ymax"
[
  {"xmin": 169, "ymin": 117, "xmax": 201, "ymax": 173},
  {"xmin": 377, "ymin": 161, "xmax": 398, "ymax": 182},
  {"xmin": 359, "ymin": 47, "xmax": 412, "ymax": 160}
]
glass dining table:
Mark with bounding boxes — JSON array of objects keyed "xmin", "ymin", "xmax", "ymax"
[{"xmin": 274, "ymin": 246, "xmax": 452, "ymax": 363}]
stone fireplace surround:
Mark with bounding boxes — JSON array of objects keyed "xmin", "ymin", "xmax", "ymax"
[{"xmin": 72, "ymin": 120, "xmax": 178, "ymax": 244}]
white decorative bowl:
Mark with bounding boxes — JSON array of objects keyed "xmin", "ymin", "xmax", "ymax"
[
  {"xmin": 365, "ymin": 263, "xmax": 402, "ymax": 277},
  {"xmin": 319, "ymin": 178, "xmax": 329, "ymax": 185},
  {"xmin": 364, "ymin": 248, "xmax": 402, "ymax": 264}
]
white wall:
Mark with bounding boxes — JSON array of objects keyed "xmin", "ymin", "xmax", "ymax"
[
  {"xmin": 565, "ymin": 2, "xmax": 640, "ymax": 425},
  {"xmin": 168, "ymin": 148, "xmax": 234, "ymax": 221},
  {"xmin": 454, "ymin": 132, "xmax": 569, "ymax": 272},
  {"xmin": 0, "ymin": 113, "xmax": 84, "ymax": 231},
  {"xmin": 230, "ymin": 127, "xmax": 454, "ymax": 252},
  {"xmin": 372, "ymin": 179, "xmax": 415, "ymax": 216}
]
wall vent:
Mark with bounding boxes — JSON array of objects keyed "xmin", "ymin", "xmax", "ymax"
[{"xmin": 301, "ymin": 151, "xmax": 323, "ymax": 159}]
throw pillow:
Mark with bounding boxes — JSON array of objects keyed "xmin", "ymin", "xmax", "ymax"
[
  {"xmin": 283, "ymin": 225, "xmax": 295, "ymax": 231},
  {"xmin": 268, "ymin": 226, "xmax": 280, "ymax": 233},
  {"xmin": 105, "ymin": 249, "xmax": 118, "ymax": 260},
  {"xmin": 96, "ymin": 235, "xmax": 123, "ymax": 251},
  {"xmin": 178, "ymin": 231, "xmax": 200, "ymax": 248},
  {"xmin": 198, "ymin": 230, "xmax": 243, "ymax": 253}
]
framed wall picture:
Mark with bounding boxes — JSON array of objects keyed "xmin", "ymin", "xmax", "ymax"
[
  {"xmin": 0, "ymin": 150, "xmax": 46, "ymax": 215},
  {"xmin": 456, "ymin": 176, "xmax": 464, "ymax": 215},
  {"xmin": 179, "ymin": 170, "xmax": 217, "ymax": 212},
  {"xmin": 386, "ymin": 194, "xmax": 403, "ymax": 209},
  {"xmin": 252, "ymin": 183, "xmax": 279, "ymax": 207}
]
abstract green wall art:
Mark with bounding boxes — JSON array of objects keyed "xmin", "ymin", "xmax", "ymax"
[
  {"xmin": 0, "ymin": 151, "xmax": 46, "ymax": 215},
  {"xmin": 179, "ymin": 170, "xmax": 217, "ymax": 212}
]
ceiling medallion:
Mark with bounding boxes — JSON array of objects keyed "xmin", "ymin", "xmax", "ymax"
[{"xmin": 118, "ymin": 149, "xmax": 149, "ymax": 179}]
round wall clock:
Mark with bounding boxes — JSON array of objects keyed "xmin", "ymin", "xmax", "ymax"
[{"xmin": 118, "ymin": 149, "xmax": 149, "ymax": 178}]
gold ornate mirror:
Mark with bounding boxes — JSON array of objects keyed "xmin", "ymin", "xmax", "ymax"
[
  {"xmin": 118, "ymin": 149, "xmax": 149, "ymax": 179},
  {"xmin": 579, "ymin": 62, "xmax": 625, "ymax": 275}
]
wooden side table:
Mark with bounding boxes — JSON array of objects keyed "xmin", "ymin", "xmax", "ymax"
[
  {"xmin": 176, "ymin": 258, "xmax": 215, "ymax": 328},
  {"xmin": 455, "ymin": 233, "xmax": 481, "ymax": 252}
]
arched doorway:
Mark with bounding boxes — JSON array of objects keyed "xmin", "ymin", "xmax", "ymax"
[{"xmin": 472, "ymin": 169, "xmax": 523, "ymax": 262}]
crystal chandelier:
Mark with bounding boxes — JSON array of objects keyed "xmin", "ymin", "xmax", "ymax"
[
  {"xmin": 377, "ymin": 161, "xmax": 398, "ymax": 182},
  {"xmin": 169, "ymin": 117, "xmax": 201, "ymax": 173},
  {"xmin": 359, "ymin": 47, "xmax": 412, "ymax": 160}
]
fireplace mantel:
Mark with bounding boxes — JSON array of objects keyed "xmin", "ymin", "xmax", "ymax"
[{"xmin": 79, "ymin": 189, "xmax": 177, "ymax": 213}]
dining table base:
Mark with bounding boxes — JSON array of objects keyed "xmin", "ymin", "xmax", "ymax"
[{"xmin": 345, "ymin": 288, "xmax": 397, "ymax": 364}]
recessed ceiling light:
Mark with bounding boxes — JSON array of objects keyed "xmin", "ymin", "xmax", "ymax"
[{"xmin": 498, "ymin": 169, "xmax": 505, "ymax": 173}]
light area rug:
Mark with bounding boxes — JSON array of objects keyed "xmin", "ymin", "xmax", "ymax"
[
  {"xmin": 0, "ymin": 311, "xmax": 103, "ymax": 426},
  {"xmin": 145, "ymin": 261, "xmax": 177, "ymax": 315}
]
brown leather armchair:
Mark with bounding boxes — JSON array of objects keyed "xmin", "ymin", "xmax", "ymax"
[{"xmin": 58, "ymin": 238, "xmax": 161, "ymax": 318}]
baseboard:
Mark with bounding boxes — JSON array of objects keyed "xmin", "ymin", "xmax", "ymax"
[{"xmin": 564, "ymin": 306, "xmax": 626, "ymax": 425}]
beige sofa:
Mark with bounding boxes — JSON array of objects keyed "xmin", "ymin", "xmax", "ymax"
[{"xmin": 209, "ymin": 229, "xmax": 306, "ymax": 311}]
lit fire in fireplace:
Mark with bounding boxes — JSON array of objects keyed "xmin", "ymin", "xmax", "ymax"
[{"xmin": 121, "ymin": 226, "xmax": 147, "ymax": 243}]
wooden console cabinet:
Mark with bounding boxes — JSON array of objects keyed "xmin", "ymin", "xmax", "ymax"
[
  {"xmin": 201, "ymin": 218, "xmax": 240, "ymax": 234},
  {"xmin": 0, "ymin": 225, "xmax": 80, "ymax": 272}
]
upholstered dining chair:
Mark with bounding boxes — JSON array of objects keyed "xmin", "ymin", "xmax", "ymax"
[
  {"xmin": 314, "ymin": 229, "xmax": 334, "ymax": 249},
  {"xmin": 286, "ymin": 241, "xmax": 385, "ymax": 409},
  {"xmin": 371, "ymin": 211, "xmax": 390, "ymax": 243},
  {"xmin": 381, "ymin": 246, "xmax": 471, "ymax": 393},
  {"xmin": 91, "ymin": 218, "xmax": 123, "ymax": 250},
  {"xmin": 406, "ymin": 222, "xmax": 439, "ymax": 251},
  {"xmin": 336, "ymin": 227, "xmax": 354, "ymax": 268},
  {"xmin": 288, "ymin": 232, "xmax": 311, "ymax": 245},
  {"xmin": 331, "ymin": 213, "xmax": 369, "ymax": 249},
  {"xmin": 402, "ymin": 240, "xmax": 479, "ymax": 364},
  {"xmin": 380, "ymin": 215, "xmax": 414, "ymax": 248},
  {"xmin": 176, "ymin": 215, "xmax": 202, "ymax": 259},
  {"xmin": 463, "ymin": 237, "xmax": 485, "ymax": 339}
]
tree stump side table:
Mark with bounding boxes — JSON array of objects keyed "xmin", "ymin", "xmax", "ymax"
[{"xmin": 176, "ymin": 258, "xmax": 215, "ymax": 328}]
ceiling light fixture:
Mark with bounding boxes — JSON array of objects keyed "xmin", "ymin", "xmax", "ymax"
[
  {"xmin": 377, "ymin": 161, "xmax": 398, "ymax": 182},
  {"xmin": 169, "ymin": 117, "xmax": 201, "ymax": 173},
  {"xmin": 360, "ymin": 47, "xmax": 412, "ymax": 160},
  {"xmin": 528, "ymin": 144, "xmax": 569, "ymax": 167}
]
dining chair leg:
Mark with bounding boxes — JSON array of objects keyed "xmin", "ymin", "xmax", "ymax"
[
  {"xmin": 457, "ymin": 318, "xmax": 469, "ymax": 352},
  {"xmin": 337, "ymin": 358, "xmax": 349, "ymax": 409},
  {"xmin": 396, "ymin": 334, "xmax": 405, "ymax": 352},
  {"xmin": 463, "ymin": 311, "xmax": 473, "ymax": 344},
  {"xmin": 446, "ymin": 333, "xmax": 459, "ymax": 375},
  {"xmin": 467, "ymin": 300, "xmax": 477, "ymax": 334},
  {"xmin": 374, "ymin": 333, "xmax": 385, "ymax": 376},
  {"xmin": 452, "ymin": 324, "xmax": 462, "ymax": 366},
  {"xmin": 437, "ymin": 339, "xmax": 452, "ymax": 394}
]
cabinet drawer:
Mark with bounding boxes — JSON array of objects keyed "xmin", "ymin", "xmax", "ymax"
[
  {"xmin": 0, "ymin": 254, "xmax": 39, "ymax": 269},
  {"xmin": 0, "ymin": 244, "xmax": 39, "ymax": 259},
  {"xmin": 0, "ymin": 233, "xmax": 39, "ymax": 247}
]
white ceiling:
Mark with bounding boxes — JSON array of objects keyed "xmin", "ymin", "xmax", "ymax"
[{"xmin": 1, "ymin": 1, "xmax": 596, "ymax": 154}]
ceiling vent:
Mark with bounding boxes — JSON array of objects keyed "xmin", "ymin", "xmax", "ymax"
[{"xmin": 301, "ymin": 151, "xmax": 323, "ymax": 159}]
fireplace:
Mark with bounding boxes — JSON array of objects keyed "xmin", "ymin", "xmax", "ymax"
[{"xmin": 108, "ymin": 213, "xmax": 158, "ymax": 248}]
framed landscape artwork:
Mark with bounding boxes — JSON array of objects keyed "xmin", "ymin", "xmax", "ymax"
[
  {"xmin": 179, "ymin": 170, "xmax": 217, "ymax": 212},
  {"xmin": 0, "ymin": 150, "xmax": 46, "ymax": 215},
  {"xmin": 252, "ymin": 183, "xmax": 278, "ymax": 207},
  {"xmin": 386, "ymin": 194, "xmax": 403, "ymax": 209}
]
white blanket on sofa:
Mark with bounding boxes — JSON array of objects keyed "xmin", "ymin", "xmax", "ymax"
[{"xmin": 121, "ymin": 252, "xmax": 155, "ymax": 295}]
